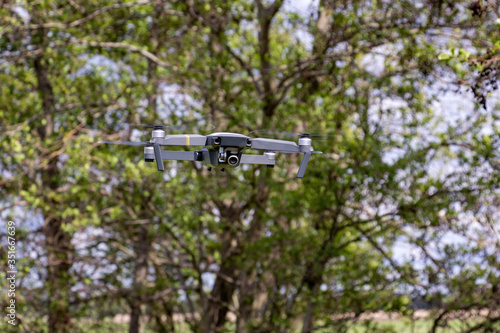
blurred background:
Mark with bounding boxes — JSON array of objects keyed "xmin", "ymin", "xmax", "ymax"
[{"xmin": 1, "ymin": 1, "xmax": 500, "ymax": 332}]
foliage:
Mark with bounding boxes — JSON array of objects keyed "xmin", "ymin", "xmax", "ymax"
[
  {"xmin": 438, "ymin": 3, "xmax": 500, "ymax": 108},
  {"xmin": 1, "ymin": 1, "xmax": 500, "ymax": 333}
]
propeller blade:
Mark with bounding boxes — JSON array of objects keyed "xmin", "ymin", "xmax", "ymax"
[
  {"xmin": 106, "ymin": 120, "xmax": 216, "ymax": 131},
  {"xmin": 98, "ymin": 141, "xmax": 149, "ymax": 146},
  {"xmin": 133, "ymin": 124, "xmax": 186, "ymax": 130},
  {"xmin": 312, "ymin": 150, "xmax": 323, "ymax": 154},
  {"xmin": 249, "ymin": 129, "xmax": 334, "ymax": 140},
  {"xmin": 104, "ymin": 122, "xmax": 187, "ymax": 132}
]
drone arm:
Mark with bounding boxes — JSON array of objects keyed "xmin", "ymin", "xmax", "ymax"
[
  {"xmin": 250, "ymin": 138, "xmax": 300, "ymax": 153},
  {"xmin": 249, "ymin": 138, "xmax": 316, "ymax": 177},
  {"xmin": 152, "ymin": 149, "xmax": 199, "ymax": 172},
  {"xmin": 240, "ymin": 154, "xmax": 276, "ymax": 165},
  {"xmin": 154, "ymin": 134, "xmax": 207, "ymax": 146},
  {"xmin": 160, "ymin": 150, "xmax": 198, "ymax": 161}
]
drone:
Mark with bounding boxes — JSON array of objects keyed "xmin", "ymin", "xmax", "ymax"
[{"xmin": 100, "ymin": 125, "xmax": 321, "ymax": 178}]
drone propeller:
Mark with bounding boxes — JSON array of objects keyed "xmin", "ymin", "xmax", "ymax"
[
  {"xmin": 105, "ymin": 120, "xmax": 217, "ymax": 132},
  {"xmin": 105, "ymin": 122, "xmax": 187, "ymax": 131},
  {"xmin": 98, "ymin": 140, "xmax": 150, "ymax": 146},
  {"xmin": 132, "ymin": 124, "xmax": 186, "ymax": 130},
  {"xmin": 249, "ymin": 129, "xmax": 334, "ymax": 140},
  {"xmin": 98, "ymin": 141, "xmax": 165, "ymax": 171}
]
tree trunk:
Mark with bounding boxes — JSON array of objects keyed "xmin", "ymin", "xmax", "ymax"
[
  {"xmin": 129, "ymin": 225, "xmax": 151, "ymax": 333},
  {"xmin": 202, "ymin": 224, "xmax": 239, "ymax": 333},
  {"xmin": 34, "ymin": 50, "xmax": 73, "ymax": 333},
  {"xmin": 301, "ymin": 263, "xmax": 324, "ymax": 333},
  {"xmin": 236, "ymin": 269, "xmax": 257, "ymax": 333},
  {"xmin": 235, "ymin": 169, "xmax": 273, "ymax": 331},
  {"xmin": 129, "ymin": 7, "xmax": 160, "ymax": 328},
  {"xmin": 301, "ymin": 290, "xmax": 317, "ymax": 333},
  {"xmin": 237, "ymin": 265, "xmax": 274, "ymax": 332},
  {"xmin": 44, "ymin": 213, "xmax": 73, "ymax": 333}
]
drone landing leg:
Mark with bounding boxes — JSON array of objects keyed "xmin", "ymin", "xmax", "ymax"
[
  {"xmin": 153, "ymin": 143, "xmax": 165, "ymax": 171},
  {"xmin": 297, "ymin": 151, "xmax": 311, "ymax": 178}
]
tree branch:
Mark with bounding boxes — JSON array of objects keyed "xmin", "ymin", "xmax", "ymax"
[
  {"xmin": 72, "ymin": 40, "xmax": 170, "ymax": 67},
  {"xmin": 22, "ymin": 0, "xmax": 172, "ymax": 30}
]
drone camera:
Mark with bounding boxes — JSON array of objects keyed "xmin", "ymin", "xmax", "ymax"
[
  {"xmin": 246, "ymin": 138, "xmax": 252, "ymax": 147},
  {"xmin": 227, "ymin": 155, "xmax": 239, "ymax": 166},
  {"xmin": 213, "ymin": 137, "xmax": 221, "ymax": 145}
]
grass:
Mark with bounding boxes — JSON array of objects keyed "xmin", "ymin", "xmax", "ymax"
[
  {"xmin": 0, "ymin": 320, "xmax": 192, "ymax": 333},
  {"xmin": 2, "ymin": 317, "xmax": 496, "ymax": 333},
  {"xmin": 346, "ymin": 318, "xmax": 485, "ymax": 333}
]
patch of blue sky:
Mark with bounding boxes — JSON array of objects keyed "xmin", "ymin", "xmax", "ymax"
[
  {"xmin": 74, "ymin": 54, "xmax": 123, "ymax": 82},
  {"xmin": 281, "ymin": 0, "xmax": 317, "ymax": 51},
  {"xmin": 1, "ymin": 209, "xmax": 46, "ymax": 289},
  {"xmin": 156, "ymin": 82, "xmax": 203, "ymax": 121},
  {"xmin": 12, "ymin": 6, "xmax": 30, "ymax": 23},
  {"xmin": 72, "ymin": 226, "xmax": 133, "ymax": 292},
  {"xmin": 201, "ymin": 272, "xmax": 216, "ymax": 292}
]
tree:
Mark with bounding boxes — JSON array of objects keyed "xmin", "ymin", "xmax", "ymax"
[
  {"xmin": 437, "ymin": 0, "xmax": 500, "ymax": 109},
  {"xmin": 1, "ymin": 1, "xmax": 500, "ymax": 332},
  {"xmin": 170, "ymin": 1, "xmax": 500, "ymax": 331}
]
